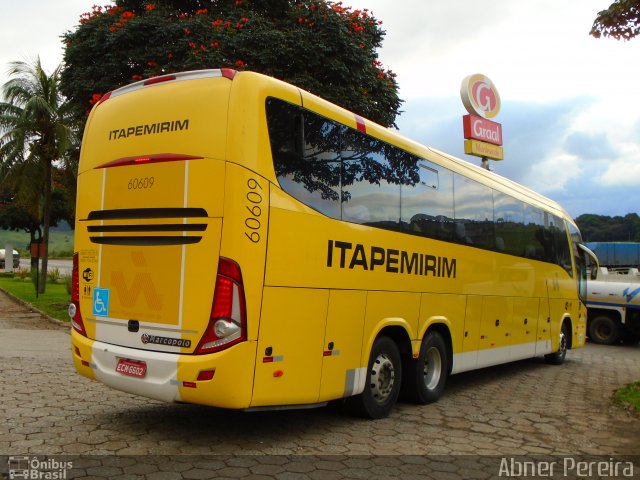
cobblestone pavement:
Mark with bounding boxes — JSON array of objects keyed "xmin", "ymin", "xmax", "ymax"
[{"xmin": 1, "ymin": 289, "xmax": 639, "ymax": 479}]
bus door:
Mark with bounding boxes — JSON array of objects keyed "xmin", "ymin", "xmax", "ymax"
[
  {"xmin": 476, "ymin": 296, "xmax": 513, "ymax": 368},
  {"xmin": 510, "ymin": 298, "xmax": 539, "ymax": 360},
  {"xmin": 536, "ymin": 278, "xmax": 557, "ymax": 355}
]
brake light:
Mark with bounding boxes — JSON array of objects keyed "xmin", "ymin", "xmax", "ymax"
[
  {"xmin": 69, "ymin": 252, "xmax": 87, "ymax": 336},
  {"xmin": 195, "ymin": 258, "xmax": 247, "ymax": 354},
  {"xmin": 95, "ymin": 154, "xmax": 202, "ymax": 169}
]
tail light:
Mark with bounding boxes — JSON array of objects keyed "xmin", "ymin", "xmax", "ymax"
[
  {"xmin": 195, "ymin": 257, "xmax": 247, "ymax": 354},
  {"xmin": 69, "ymin": 252, "xmax": 87, "ymax": 336}
]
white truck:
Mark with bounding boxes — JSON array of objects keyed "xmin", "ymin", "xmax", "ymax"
[
  {"xmin": 0, "ymin": 248, "xmax": 20, "ymax": 270},
  {"xmin": 586, "ymin": 267, "xmax": 640, "ymax": 344}
]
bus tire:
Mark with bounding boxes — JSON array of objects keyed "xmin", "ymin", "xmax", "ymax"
[
  {"xmin": 545, "ymin": 321, "xmax": 570, "ymax": 365},
  {"xmin": 589, "ymin": 314, "xmax": 620, "ymax": 345},
  {"xmin": 346, "ymin": 336, "xmax": 401, "ymax": 419},
  {"xmin": 402, "ymin": 331, "xmax": 448, "ymax": 404}
]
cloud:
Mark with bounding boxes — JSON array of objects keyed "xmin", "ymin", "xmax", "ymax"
[
  {"xmin": 0, "ymin": 1, "xmax": 88, "ymax": 88},
  {"xmin": 598, "ymin": 144, "xmax": 640, "ymax": 187},
  {"xmin": 394, "ymin": 93, "xmax": 640, "ymax": 218},
  {"xmin": 564, "ymin": 131, "xmax": 617, "ymax": 160}
]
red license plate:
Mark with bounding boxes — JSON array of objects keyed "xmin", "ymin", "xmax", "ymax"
[{"xmin": 115, "ymin": 358, "xmax": 147, "ymax": 378}]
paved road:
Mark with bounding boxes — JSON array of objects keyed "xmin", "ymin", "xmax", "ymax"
[
  {"xmin": 0, "ymin": 289, "xmax": 639, "ymax": 479},
  {"xmin": 16, "ymin": 258, "xmax": 72, "ymax": 276}
]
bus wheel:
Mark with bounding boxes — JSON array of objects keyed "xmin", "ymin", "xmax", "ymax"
[
  {"xmin": 402, "ymin": 331, "xmax": 448, "ymax": 404},
  {"xmin": 589, "ymin": 314, "xmax": 620, "ymax": 345},
  {"xmin": 347, "ymin": 336, "xmax": 401, "ymax": 419},
  {"xmin": 545, "ymin": 321, "xmax": 570, "ymax": 365}
]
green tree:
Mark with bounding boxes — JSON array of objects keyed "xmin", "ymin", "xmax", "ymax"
[
  {"xmin": 575, "ymin": 213, "xmax": 640, "ymax": 242},
  {"xmin": 590, "ymin": 0, "xmax": 640, "ymax": 40},
  {"xmin": 0, "ymin": 179, "xmax": 74, "ymax": 269},
  {"xmin": 61, "ymin": 0, "xmax": 401, "ymax": 127},
  {"xmin": 0, "ymin": 58, "xmax": 73, "ymax": 293}
]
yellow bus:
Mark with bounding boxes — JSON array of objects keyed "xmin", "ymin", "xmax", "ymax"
[{"xmin": 70, "ymin": 69, "xmax": 594, "ymax": 418}]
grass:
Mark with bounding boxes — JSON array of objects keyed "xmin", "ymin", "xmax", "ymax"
[
  {"xmin": 0, "ymin": 274, "xmax": 70, "ymax": 322},
  {"xmin": 615, "ymin": 381, "xmax": 640, "ymax": 416}
]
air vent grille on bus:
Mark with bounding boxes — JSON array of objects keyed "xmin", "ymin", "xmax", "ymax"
[
  {"xmin": 82, "ymin": 207, "xmax": 208, "ymax": 246},
  {"xmin": 86, "ymin": 207, "xmax": 207, "ymax": 220}
]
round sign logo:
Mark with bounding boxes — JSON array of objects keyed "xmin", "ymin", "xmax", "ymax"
[{"xmin": 460, "ymin": 74, "xmax": 501, "ymax": 119}]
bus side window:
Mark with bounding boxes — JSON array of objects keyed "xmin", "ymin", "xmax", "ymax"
[
  {"xmin": 267, "ymin": 97, "xmax": 342, "ymax": 219},
  {"xmin": 401, "ymin": 161, "xmax": 455, "ymax": 241},
  {"xmin": 493, "ymin": 191, "xmax": 525, "ymax": 256},
  {"xmin": 453, "ymin": 174, "xmax": 494, "ymax": 249},
  {"xmin": 341, "ymin": 129, "xmax": 402, "ymax": 231},
  {"xmin": 266, "ymin": 97, "xmax": 302, "ymax": 167}
]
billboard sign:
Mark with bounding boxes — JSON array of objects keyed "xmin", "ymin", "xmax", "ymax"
[
  {"xmin": 464, "ymin": 139, "xmax": 504, "ymax": 161},
  {"xmin": 463, "ymin": 114, "xmax": 503, "ymax": 145},
  {"xmin": 460, "ymin": 74, "xmax": 501, "ymax": 120}
]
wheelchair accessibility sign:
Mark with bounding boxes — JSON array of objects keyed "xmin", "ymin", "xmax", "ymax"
[{"xmin": 93, "ymin": 288, "xmax": 110, "ymax": 317}]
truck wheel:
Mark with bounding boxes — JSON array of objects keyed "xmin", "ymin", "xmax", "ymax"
[
  {"xmin": 589, "ymin": 314, "xmax": 620, "ymax": 345},
  {"xmin": 545, "ymin": 321, "xmax": 570, "ymax": 365},
  {"xmin": 402, "ymin": 331, "xmax": 448, "ymax": 404},
  {"xmin": 346, "ymin": 336, "xmax": 401, "ymax": 419}
]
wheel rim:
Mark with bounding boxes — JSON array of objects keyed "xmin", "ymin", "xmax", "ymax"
[
  {"xmin": 423, "ymin": 346, "xmax": 442, "ymax": 390},
  {"xmin": 594, "ymin": 322, "xmax": 611, "ymax": 341},
  {"xmin": 370, "ymin": 353, "xmax": 396, "ymax": 404},
  {"xmin": 558, "ymin": 328, "xmax": 567, "ymax": 357}
]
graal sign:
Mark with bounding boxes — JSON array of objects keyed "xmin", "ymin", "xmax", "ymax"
[
  {"xmin": 461, "ymin": 74, "xmax": 504, "ymax": 162},
  {"xmin": 460, "ymin": 74, "xmax": 501, "ymax": 119}
]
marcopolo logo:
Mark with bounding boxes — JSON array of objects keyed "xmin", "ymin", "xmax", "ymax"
[
  {"xmin": 461, "ymin": 73, "xmax": 501, "ymax": 119},
  {"xmin": 141, "ymin": 333, "xmax": 191, "ymax": 348}
]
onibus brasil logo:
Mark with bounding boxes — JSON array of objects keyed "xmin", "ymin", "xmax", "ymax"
[{"xmin": 7, "ymin": 456, "xmax": 72, "ymax": 479}]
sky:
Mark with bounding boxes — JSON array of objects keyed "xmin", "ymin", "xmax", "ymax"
[{"xmin": 1, "ymin": 0, "xmax": 639, "ymax": 219}]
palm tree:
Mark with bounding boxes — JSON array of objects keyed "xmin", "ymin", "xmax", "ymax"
[{"xmin": 0, "ymin": 57, "xmax": 73, "ymax": 293}]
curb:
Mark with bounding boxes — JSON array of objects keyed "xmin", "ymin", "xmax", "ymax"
[{"xmin": 0, "ymin": 286, "xmax": 70, "ymax": 331}]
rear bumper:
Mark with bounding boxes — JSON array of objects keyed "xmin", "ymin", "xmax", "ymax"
[{"xmin": 71, "ymin": 329, "xmax": 256, "ymax": 408}]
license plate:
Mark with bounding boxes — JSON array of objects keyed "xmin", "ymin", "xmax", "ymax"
[{"xmin": 115, "ymin": 358, "xmax": 147, "ymax": 378}]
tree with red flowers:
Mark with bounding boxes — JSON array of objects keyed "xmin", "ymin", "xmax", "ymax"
[
  {"xmin": 61, "ymin": 0, "xmax": 401, "ymax": 127},
  {"xmin": 590, "ymin": 0, "xmax": 640, "ymax": 40}
]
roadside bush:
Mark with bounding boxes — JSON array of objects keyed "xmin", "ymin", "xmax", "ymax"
[
  {"xmin": 15, "ymin": 267, "xmax": 30, "ymax": 280},
  {"xmin": 47, "ymin": 268, "xmax": 62, "ymax": 284}
]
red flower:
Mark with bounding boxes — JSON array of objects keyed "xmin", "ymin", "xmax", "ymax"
[
  {"xmin": 184, "ymin": 28, "xmax": 191, "ymax": 35},
  {"xmin": 88, "ymin": 93, "xmax": 102, "ymax": 105},
  {"xmin": 146, "ymin": 4, "xmax": 155, "ymax": 12},
  {"xmin": 196, "ymin": 8, "xmax": 208, "ymax": 15},
  {"xmin": 132, "ymin": 74, "xmax": 143, "ymax": 80},
  {"xmin": 235, "ymin": 60, "xmax": 246, "ymax": 68}
]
